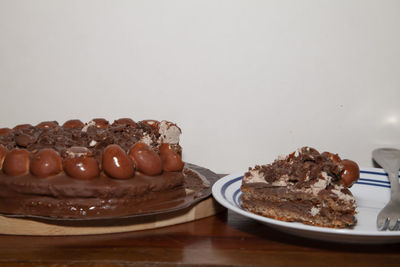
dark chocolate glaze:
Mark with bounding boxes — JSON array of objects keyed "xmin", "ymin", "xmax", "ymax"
[{"xmin": 0, "ymin": 163, "xmax": 217, "ymax": 220}]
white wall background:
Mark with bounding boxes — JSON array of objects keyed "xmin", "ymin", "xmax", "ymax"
[{"xmin": 0, "ymin": 0, "xmax": 399, "ymax": 174}]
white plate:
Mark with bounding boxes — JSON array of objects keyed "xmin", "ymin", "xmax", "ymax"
[{"xmin": 212, "ymin": 167, "xmax": 400, "ymax": 244}]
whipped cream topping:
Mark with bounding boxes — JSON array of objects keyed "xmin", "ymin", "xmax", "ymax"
[
  {"xmin": 81, "ymin": 120, "xmax": 96, "ymax": 132},
  {"xmin": 65, "ymin": 150, "xmax": 88, "ymax": 158},
  {"xmin": 305, "ymin": 171, "xmax": 332, "ymax": 195},
  {"xmin": 310, "ymin": 207, "xmax": 320, "ymax": 216},
  {"xmin": 89, "ymin": 140, "xmax": 97, "ymax": 147},
  {"xmin": 140, "ymin": 133, "xmax": 153, "ymax": 146},
  {"xmin": 332, "ymin": 184, "xmax": 356, "ymax": 204},
  {"xmin": 158, "ymin": 120, "xmax": 181, "ymax": 144},
  {"xmin": 243, "ymin": 169, "xmax": 266, "ymax": 184}
]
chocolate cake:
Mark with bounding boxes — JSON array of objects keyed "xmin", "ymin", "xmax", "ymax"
[
  {"xmin": 0, "ymin": 118, "xmax": 210, "ymax": 219},
  {"xmin": 241, "ymin": 147, "xmax": 360, "ymax": 228}
]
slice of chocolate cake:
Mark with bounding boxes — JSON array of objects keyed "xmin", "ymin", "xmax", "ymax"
[{"xmin": 241, "ymin": 147, "xmax": 360, "ymax": 228}]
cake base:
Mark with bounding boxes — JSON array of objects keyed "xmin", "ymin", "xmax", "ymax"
[
  {"xmin": 0, "ymin": 196, "xmax": 224, "ymax": 236},
  {"xmin": 0, "ymin": 164, "xmax": 225, "ymax": 235},
  {"xmin": 240, "ymin": 184, "xmax": 357, "ymax": 228},
  {"xmin": 0, "ymin": 163, "xmax": 214, "ymax": 219}
]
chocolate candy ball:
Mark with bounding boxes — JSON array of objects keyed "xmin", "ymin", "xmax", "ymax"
[
  {"xmin": 0, "ymin": 128, "xmax": 12, "ymax": 136},
  {"xmin": 36, "ymin": 121, "xmax": 59, "ymax": 129},
  {"xmin": 30, "ymin": 149, "xmax": 63, "ymax": 178},
  {"xmin": 0, "ymin": 144, "xmax": 9, "ymax": 170},
  {"xmin": 159, "ymin": 143, "xmax": 184, "ymax": 172},
  {"xmin": 62, "ymin": 119, "xmax": 84, "ymax": 129},
  {"xmin": 102, "ymin": 144, "xmax": 135, "ymax": 179},
  {"xmin": 92, "ymin": 118, "xmax": 109, "ymax": 129},
  {"xmin": 63, "ymin": 157, "xmax": 100, "ymax": 180},
  {"xmin": 340, "ymin": 159, "xmax": 360, "ymax": 187},
  {"xmin": 15, "ymin": 133, "xmax": 36, "ymax": 147},
  {"xmin": 13, "ymin": 124, "xmax": 32, "ymax": 131},
  {"xmin": 3, "ymin": 148, "xmax": 30, "ymax": 176},
  {"xmin": 140, "ymin": 120, "xmax": 160, "ymax": 132},
  {"xmin": 63, "ymin": 148, "xmax": 100, "ymax": 180},
  {"xmin": 113, "ymin": 118, "xmax": 136, "ymax": 127},
  {"xmin": 129, "ymin": 143, "xmax": 163, "ymax": 176}
]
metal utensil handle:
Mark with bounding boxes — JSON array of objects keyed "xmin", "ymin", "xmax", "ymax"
[{"xmin": 388, "ymin": 172, "xmax": 400, "ymax": 200}]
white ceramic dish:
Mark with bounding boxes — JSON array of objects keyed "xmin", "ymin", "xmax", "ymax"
[{"xmin": 212, "ymin": 167, "xmax": 400, "ymax": 244}]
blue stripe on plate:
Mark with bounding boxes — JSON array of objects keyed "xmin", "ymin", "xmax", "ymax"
[
  {"xmin": 233, "ymin": 189, "xmax": 242, "ymax": 206},
  {"xmin": 359, "ymin": 178, "xmax": 389, "ymax": 185},
  {"xmin": 221, "ymin": 176, "xmax": 242, "ymax": 200},
  {"xmin": 360, "ymin": 170, "xmax": 387, "ymax": 176},
  {"xmin": 233, "ymin": 188, "xmax": 242, "ymax": 204},
  {"xmin": 356, "ymin": 181, "xmax": 390, "ymax": 188},
  {"xmin": 360, "ymin": 170, "xmax": 400, "ymax": 178}
]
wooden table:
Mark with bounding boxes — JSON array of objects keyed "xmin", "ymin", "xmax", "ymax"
[{"xmin": 0, "ymin": 206, "xmax": 399, "ymax": 267}]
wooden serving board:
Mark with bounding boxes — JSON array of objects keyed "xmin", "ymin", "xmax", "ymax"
[
  {"xmin": 0, "ymin": 164, "xmax": 225, "ymax": 236},
  {"xmin": 0, "ymin": 196, "xmax": 224, "ymax": 236}
]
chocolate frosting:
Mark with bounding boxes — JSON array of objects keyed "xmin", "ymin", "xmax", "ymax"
[{"xmin": 0, "ymin": 164, "xmax": 215, "ymax": 220}]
